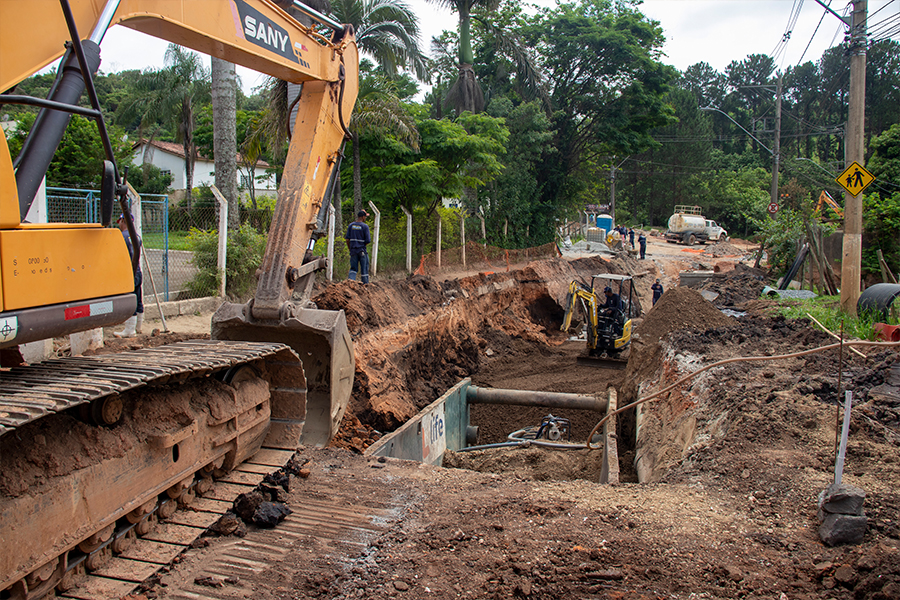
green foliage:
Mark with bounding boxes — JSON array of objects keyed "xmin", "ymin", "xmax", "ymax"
[
  {"xmin": 523, "ymin": 0, "xmax": 676, "ymax": 211},
  {"xmin": 862, "ymin": 191, "xmax": 900, "ymax": 278},
  {"xmin": 133, "ymin": 163, "xmax": 173, "ymax": 195},
  {"xmin": 868, "ymin": 123, "xmax": 900, "ymax": 191},
  {"xmin": 5, "ymin": 113, "xmax": 132, "ymax": 188},
  {"xmin": 484, "ymin": 100, "xmax": 555, "ymax": 247},
  {"xmin": 186, "ymin": 224, "xmax": 266, "ymax": 299},
  {"xmin": 774, "ymin": 295, "xmax": 898, "ymax": 341},
  {"xmin": 751, "ymin": 208, "xmax": 805, "ymax": 273},
  {"xmin": 365, "ymin": 114, "xmax": 508, "ymax": 226}
]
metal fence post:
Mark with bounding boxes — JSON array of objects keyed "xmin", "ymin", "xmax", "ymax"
[
  {"xmin": 460, "ymin": 210, "xmax": 466, "ymax": 267},
  {"xmin": 210, "ymin": 185, "xmax": 228, "ymax": 297},
  {"xmin": 327, "ymin": 204, "xmax": 335, "ymax": 282},
  {"xmin": 401, "ymin": 205, "xmax": 412, "ymax": 273},
  {"xmin": 368, "ymin": 201, "xmax": 380, "ymax": 277}
]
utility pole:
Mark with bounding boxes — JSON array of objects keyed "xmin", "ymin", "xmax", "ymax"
[
  {"xmin": 609, "ymin": 162, "xmax": 617, "ymax": 227},
  {"xmin": 841, "ymin": 0, "xmax": 867, "ymax": 316},
  {"xmin": 769, "ymin": 72, "xmax": 783, "ymax": 209}
]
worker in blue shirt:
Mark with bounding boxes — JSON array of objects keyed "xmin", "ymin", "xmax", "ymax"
[
  {"xmin": 346, "ymin": 210, "xmax": 371, "ymax": 283},
  {"xmin": 651, "ymin": 279, "xmax": 664, "ymax": 305},
  {"xmin": 601, "ymin": 286, "xmax": 621, "ymax": 317}
]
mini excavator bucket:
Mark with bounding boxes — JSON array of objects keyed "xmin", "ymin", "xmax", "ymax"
[{"xmin": 212, "ymin": 300, "xmax": 355, "ymax": 448}]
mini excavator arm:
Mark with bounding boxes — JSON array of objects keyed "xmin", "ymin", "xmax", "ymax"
[{"xmin": 561, "ymin": 280, "xmax": 601, "ymax": 351}]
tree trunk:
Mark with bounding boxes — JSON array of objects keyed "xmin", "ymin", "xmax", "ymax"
[
  {"xmin": 182, "ymin": 98, "xmax": 194, "ymax": 211},
  {"xmin": 353, "ymin": 131, "xmax": 362, "ymax": 215},
  {"xmin": 212, "ymin": 57, "xmax": 239, "ymax": 230}
]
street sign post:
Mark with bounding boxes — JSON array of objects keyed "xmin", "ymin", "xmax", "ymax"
[{"xmin": 836, "ymin": 161, "xmax": 875, "ymax": 196}]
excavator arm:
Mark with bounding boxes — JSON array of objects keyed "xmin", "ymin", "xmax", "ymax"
[
  {"xmin": 814, "ymin": 190, "xmax": 844, "ymax": 219},
  {"xmin": 561, "ymin": 280, "xmax": 600, "ymax": 351}
]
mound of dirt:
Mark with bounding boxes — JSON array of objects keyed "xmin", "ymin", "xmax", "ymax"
[
  {"xmin": 700, "ymin": 263, "xmax": 769, "ymax": 308},
  {"xmin": 443, "ymin": 447, "xmax": 604, "ymax": 481},
  {"xmin": 633, "ymin": 285, "xmax": 736, "ymax": 349},
  {"xmin": 702, "ymin": 239, "xmax": 750, "ymax": 257}
]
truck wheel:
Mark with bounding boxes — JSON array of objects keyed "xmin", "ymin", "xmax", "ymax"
[{"xmin": 686, "ymin": 234, "xmax": 696, "ymax": 246}]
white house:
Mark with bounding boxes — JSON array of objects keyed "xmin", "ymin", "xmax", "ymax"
[{"xmin": 132, "ymin": 139, "xmax": 277, "ymax": 199}]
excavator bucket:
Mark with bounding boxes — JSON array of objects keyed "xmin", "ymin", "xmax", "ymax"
[{"xmin": 211, "ymin": 301, "xmax": 355, "ymax": 448}]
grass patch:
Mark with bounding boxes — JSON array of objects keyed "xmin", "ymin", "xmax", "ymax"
[
  {"xmin": 142, "ymin": 231, "xmax": 192, "ymax": 251},
  {"xmin": 774, "ymin": 294, "xmax": 899, "ymax": 340}
]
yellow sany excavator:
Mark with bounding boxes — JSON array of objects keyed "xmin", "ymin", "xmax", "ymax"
[
  {"xmin": 561, "ymin": 274, "xmax": 636, "ymax": 368},
  {"xmin": 0, "ymin": 1, "xmax": 358, "ymax": 596}
]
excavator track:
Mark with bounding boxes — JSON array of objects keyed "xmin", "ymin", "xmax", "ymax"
[
  {"xmin": 0, "ymin": 340, "xmax": 309, "ymax": 599},
  {"xmin": 55, "ymin": 447, "xmax": 297, "ymax": 600},
  {"xmin": 0, "ymin": 340, "xmax": 295, "ymax": 434}
]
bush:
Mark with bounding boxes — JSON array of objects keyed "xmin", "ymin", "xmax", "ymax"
[{"xmin": 186, "ymin": 224, "xmax": 267, "ymax": 299}]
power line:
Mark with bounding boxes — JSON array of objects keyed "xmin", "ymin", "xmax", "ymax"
[
  {"xmin": 797, "ymin": 1, "xmax": 831, "ymax": 63},
  {"xmin": 772, "ymin": 0, "xmax": 805, "ymax": 66}
]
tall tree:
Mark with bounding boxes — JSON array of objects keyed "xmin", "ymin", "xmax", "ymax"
[
  {"xmin": 679, "ymin": 62, "xmax": 726, "ymax": 109},
  {"xmin": 349, "ymin": 62, "xmax": 420, "ymax": 215},
  {"xmin": 523, "ymin": 0, "xmax": 675, "ymax": 209},
  {"xmin": 123, "ymin": 44, "xmax": 210, "ymax": 208},
  {"xmin": 211, "ymin": 57, "xmax": 239, "ymax": 230},
  {"xmin": 427, "ymin": 0, "xmax": 547, "ymax": 116}
]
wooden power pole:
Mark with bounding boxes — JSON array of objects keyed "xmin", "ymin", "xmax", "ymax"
[{"xmin": 841, "ymin": 0, "xmax": 867, "ymax": 316}]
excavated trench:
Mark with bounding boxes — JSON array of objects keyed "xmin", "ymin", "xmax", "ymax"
[
  {"xmin": 321, "ymin": 256, "xmax": 900, "ymax": 494},
  {"xmin": 315, "ymin": 256, "xmax": 680, "ymax": 482}
]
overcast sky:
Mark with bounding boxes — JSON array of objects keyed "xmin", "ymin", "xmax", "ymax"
[{"xmin": 90, "ymin": 0, "xmax": 898, "ymax": 95}]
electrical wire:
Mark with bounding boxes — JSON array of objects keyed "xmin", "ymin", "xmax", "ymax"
[
  {"xmin": 772, "ymin": 0, "xmax": 805, "ymax": 66},
  {"xmin": 797, "ymin": 1, "xmax": 830, "ymax": 64}
]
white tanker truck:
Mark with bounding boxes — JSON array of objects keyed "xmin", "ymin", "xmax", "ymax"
[{"xmin": 664, "ymin": 205, "xmax": 728, "ymax": 245}]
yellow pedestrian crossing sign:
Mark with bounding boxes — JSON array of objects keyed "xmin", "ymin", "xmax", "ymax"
[{"xmin": 836, "ymin": 161, "xmax": 875, "ymax": 196}]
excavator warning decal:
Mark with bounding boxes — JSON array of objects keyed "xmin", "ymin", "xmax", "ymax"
[
  {"xmin": 0, "ymin": 317, "xmax": 17, "ymax": 342},
  {"xmin": 232, "ymin": 0, "xmax": 300, "ymax": 64}
]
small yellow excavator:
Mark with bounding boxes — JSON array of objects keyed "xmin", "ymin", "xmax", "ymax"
[
  {"xmin": 561, "ymin": 274, "xmax": 636, "ymax": 368},
  {"xmin": 814, "ymin": 190, "xmax": 844, "ymax": 220}
]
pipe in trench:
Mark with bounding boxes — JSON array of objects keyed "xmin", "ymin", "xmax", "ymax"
[{"xmin": 466, "ymin": 385, "xmax": 607, "ymax": 413}]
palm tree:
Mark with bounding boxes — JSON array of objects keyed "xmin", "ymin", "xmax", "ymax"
[
  {"xmin": 124, "ymin": 44, "xmax": 210, "ymax": 208},
  {"xmin": 427, "ymin": 0, "xmax": 549, "ymax": 116},
  {"xmin": 211, "ymin": 57, "xmax": 238, "ymax": 229},
  {"xmin": 329, "ymin": 0, "xmax": 428, "ymax": 80}
]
